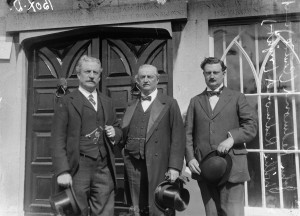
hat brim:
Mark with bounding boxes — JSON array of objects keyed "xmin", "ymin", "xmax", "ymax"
[
  {"xmin": 154, "ymin": 181, "xmax": 171, "ymax": 211},
  {"xmin": 67, "ymin": 186, "xmax": 81, "ymax": 214}
]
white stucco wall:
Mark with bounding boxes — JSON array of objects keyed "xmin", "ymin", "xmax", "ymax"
[{"xmin": 0, "ymin": 41, "xmax": 27, "ymax": 216}]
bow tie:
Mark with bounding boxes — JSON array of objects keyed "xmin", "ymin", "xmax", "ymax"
[
  {"xmin": 141, "ymin": 95, "xmax": 152, "ymax": 101},
  {"xmin": 206, "ymin": 86, "xmax": 224, "ymax": 97},
  {"xmin": 207, "ymin": 91, "xmax": 221, "ymax": 97}
]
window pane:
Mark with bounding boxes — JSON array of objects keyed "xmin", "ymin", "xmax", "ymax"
[
  {"xmin": 297, "ymin": 95, "xmax": 300, "ymax": 150},
  {"xmin": 257, "ymin": 22, "xmax": 300, "ymax": 94},
  {"xmin": 281, "ymin": 153, "xmax": 298, "ymax": 208},
  {"xmin": 248, "ymin": 152, "xmax": 262, "ymax": 207},
  {"xmin": 213, "ymin": 25, "xmax": 258, "ymax": 93},
  {"xmin": 264, "ymin": 153, "xmax": 280, "ymax": 208},
  {"xmin": 246, "ymin": 95, "xmax": 260, "ymax": 149},
  {"xmin": 278, "ymin": 95, "xmax": 296, "ymax": 151},
  {"xmin": 261, "ymin": 95, "xmax": 277, "ymax": 150}
]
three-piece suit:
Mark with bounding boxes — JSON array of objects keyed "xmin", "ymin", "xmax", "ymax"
[
  {"xmin": 185, "ymin": 87, "xmax": 257, "ymax": 216},
  {"xmin": 121, "ymin": 92, "xmax": 185, "ymax": 216},
  {"xmin": 51, "ymin": 89, "xmax": 122, "ymax": 215}
]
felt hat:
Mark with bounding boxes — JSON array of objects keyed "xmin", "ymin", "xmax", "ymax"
[
  {"xmin": 201, "ymin": 150, "xmax": 232, "ymax": 186},
  {"xmin": 154, "ymin": 178, "xmax": 190, "ymax": 213},
  {"xmin": 192, "ymin": 150, "xmax": 232, "ymax": 186},
  {"xmin": 49, "ymin": 187, "xmax": 81, "ymax": 216}
]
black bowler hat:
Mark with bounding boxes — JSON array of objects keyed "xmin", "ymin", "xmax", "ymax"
[
  {"xmin": 192, "ymin": 150, "xmax": 232, "ymax": 186},
  {"xmin": 154, "ymin": 177, "xmax": 190, "ymax": 213},
  {"xmin": 49, "ymin": 186, "xmax": 81, "ymax": 216},
  {"xmin": 201, "ymin": 150, "xmax": 232, "ymax": 186}
]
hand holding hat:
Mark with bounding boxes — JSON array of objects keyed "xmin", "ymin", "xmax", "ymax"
[
  {"xmin": 217, "ymin": 136, "xmax": 234, "ymax": 155},
  {"xmin": 57, "ymin": 173, "xmax": 72, "ymax": 188},
  {"xmin": 188, "ymin": 159, "xmax": 201, "ymax": 175},
  {"xmin": 165, "ymin": 168, "xmax": 180, "ymax": 183}
]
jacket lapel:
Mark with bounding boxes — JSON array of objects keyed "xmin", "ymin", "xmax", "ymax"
[
  {"xmin": 70, "ymin": 89, "xmax": 84, "ymax": 117},
  {"xmin": 122, "ymin": 100, "xmax": 139, "ymax": 129},
  {"xmin": 197, "ymin": 92, "xmax": 211, "ymax": 118},
  {"xmin": 146, "ymin": 93, "xmax": 168, "ymax": 142},
  {"xmin": 211, "ymin": 87, "xmax": 232, "ymax": 119},
  {"xmin": 98, "ymin": 93, "xmax": 108, "ymax": 124}
]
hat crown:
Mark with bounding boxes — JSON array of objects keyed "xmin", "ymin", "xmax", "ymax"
[
  {"xmin": 199, "ymin": 150, "xmax": 232, "ymax": 186},
  {"xmin": 50, "ymin": 187, "xmax": 81, "ymax": 215},
  {"xmin": 201, "ymin": 156, "xmax": 227, "ymax": 182}
]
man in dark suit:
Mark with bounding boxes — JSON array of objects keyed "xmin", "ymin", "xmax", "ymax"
[
  {"xmin": 185, "ymin": 57, "xmax": 257, "ymax": 216},
  {"xmin": 51, "ymin": 55, "xmax": 122, "ymax": 216},
  {"xmin": 121, "ymin": 64, "xmax": 185, "ymax": 216}
]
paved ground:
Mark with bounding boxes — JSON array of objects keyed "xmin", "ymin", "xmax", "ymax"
[{"xmin": 177, "ymin": 169, "xmax": 205, "ymax": 216}]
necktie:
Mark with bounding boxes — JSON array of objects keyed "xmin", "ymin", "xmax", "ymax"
[
  {"xmin": 141, "ymin": 95, "xmax": 152, "ymax": 101},
  {"xmin": 88, "ymin": 94, "xmax": 96, "ymax": 106},
  {"xmin": 207, "ymin": 86, "xmax": 224, "ymax": 97}
]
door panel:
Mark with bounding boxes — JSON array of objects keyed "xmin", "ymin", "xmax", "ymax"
[
  {"xmin": 25, "ymin": 39, "xmax": 94, "ymax": 216},
  {"xmin": 24, "ymin": 27, "xmax": 172, "ymax": 216}
]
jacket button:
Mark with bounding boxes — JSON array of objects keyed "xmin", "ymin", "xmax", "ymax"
[{"xmin": 155, "ymin": 153, "xmax": 158, "ymax": 156}]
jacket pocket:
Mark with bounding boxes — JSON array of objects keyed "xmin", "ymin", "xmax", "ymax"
[
  {"xmin": 232, "ymin": 148, "xmax": 248, "ymax": 155},
  {"xmin": 124, "ymin": 139, "xmax": 140, "ymax": 159}
]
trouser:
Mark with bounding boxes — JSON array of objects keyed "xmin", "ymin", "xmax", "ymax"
[
  {"xmin": 72, "ymin": 154, "xmax": 114, "ymax": 216},
  {"xmin": 198, "ymin": 180, "xmax": 245, "ymax": 216},
  {"xmin": 124, "ymin": 153, "xmax": 149, "ymax": 216}
]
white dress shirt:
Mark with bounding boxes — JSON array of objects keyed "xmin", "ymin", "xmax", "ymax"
[
  {"xmin": 79, "ymin": 86, "xmax": 98, "ymax": 111},
  {"xmin": 141, "ymin": 88, "xmax": 158, "ymax": 111},
  {"xmin": 207, "ymin": 83, "xmax": 224, "ymax": 111}
]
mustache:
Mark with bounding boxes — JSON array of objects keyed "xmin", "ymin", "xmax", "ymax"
[{"xmin": 209, "ymin": 79, "xmax": 216, "ymax": 82}]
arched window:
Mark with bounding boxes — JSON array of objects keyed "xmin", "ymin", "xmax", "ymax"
[{"xmin": 210, "ymin": 17, "xmax": 300, "ymax": 214}]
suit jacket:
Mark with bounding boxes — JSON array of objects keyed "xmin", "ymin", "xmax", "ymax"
[
  {"xmin": 51, "ymin": 89, "xmax": 122, "ymax": 187},
  {"xmin": 122, "ymin": 92, "xmax": 186, "ymax": 215},
  {"xmin": 185, "ymin": 87, "xmax": 257, "ymax": 183}
]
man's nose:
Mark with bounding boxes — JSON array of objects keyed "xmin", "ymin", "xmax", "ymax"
[
  {"xmin": 209, "ymin": 73, "xmax": 215, "ymax": 79},
  {"xmin": 89, "ymin": 72, "xmax": 95, "ymax": 78}
]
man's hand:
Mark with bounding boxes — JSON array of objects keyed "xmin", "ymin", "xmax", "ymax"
[
  {"xmin": 105, "ymin": 125, "xmax": 115, "ymax": 138},
  {"xmin": 166, "ymin": 168, "xmax": 179, "ymax": 183},
  {"xmin": 188, "ymin": 159, "xmax": 201, "ymax": 175},
  {"xmin": 57, "ymin": 173, "xmax": 72, "ymax": 187},
  {"xmin": 217, "ymin": 137, "xmax": 234, "ymax": 155}
]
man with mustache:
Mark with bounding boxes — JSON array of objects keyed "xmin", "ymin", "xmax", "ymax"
[
  {"xmin": 121, "ymin": 64, "xmax": 185, "ymax": 215},
  {"xmin": 185, "ymin": 57, "xmax": 257, "ymax": 216},
  {"xmin": 51, "ymin": 55, "xmax": 122, "ymax": 216}
]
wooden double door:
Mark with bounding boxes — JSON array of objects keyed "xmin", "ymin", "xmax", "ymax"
[{"xmin": 24, "ymin": 26, "xmax": 173, "ymax": 215}]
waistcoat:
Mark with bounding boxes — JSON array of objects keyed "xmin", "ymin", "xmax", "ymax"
[
  {"xmin": 126, "ymin": 102, "xmax": 151, "ymax": 159},
  {"xmin": 79, "ymin": 94, "xmax": 107, "ymax": 159}
]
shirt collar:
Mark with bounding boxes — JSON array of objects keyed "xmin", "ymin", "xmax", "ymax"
[
  {"xmin": 78, "ymin": 86, "xmax": 97, "ymax": 99},
  {"xmin": 207, "ymin": 83, "xmax": 224, "ymax": 92},
  {"xmin": 141, "ymin": 88, "xmax": 158, "ymax": 102}
]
